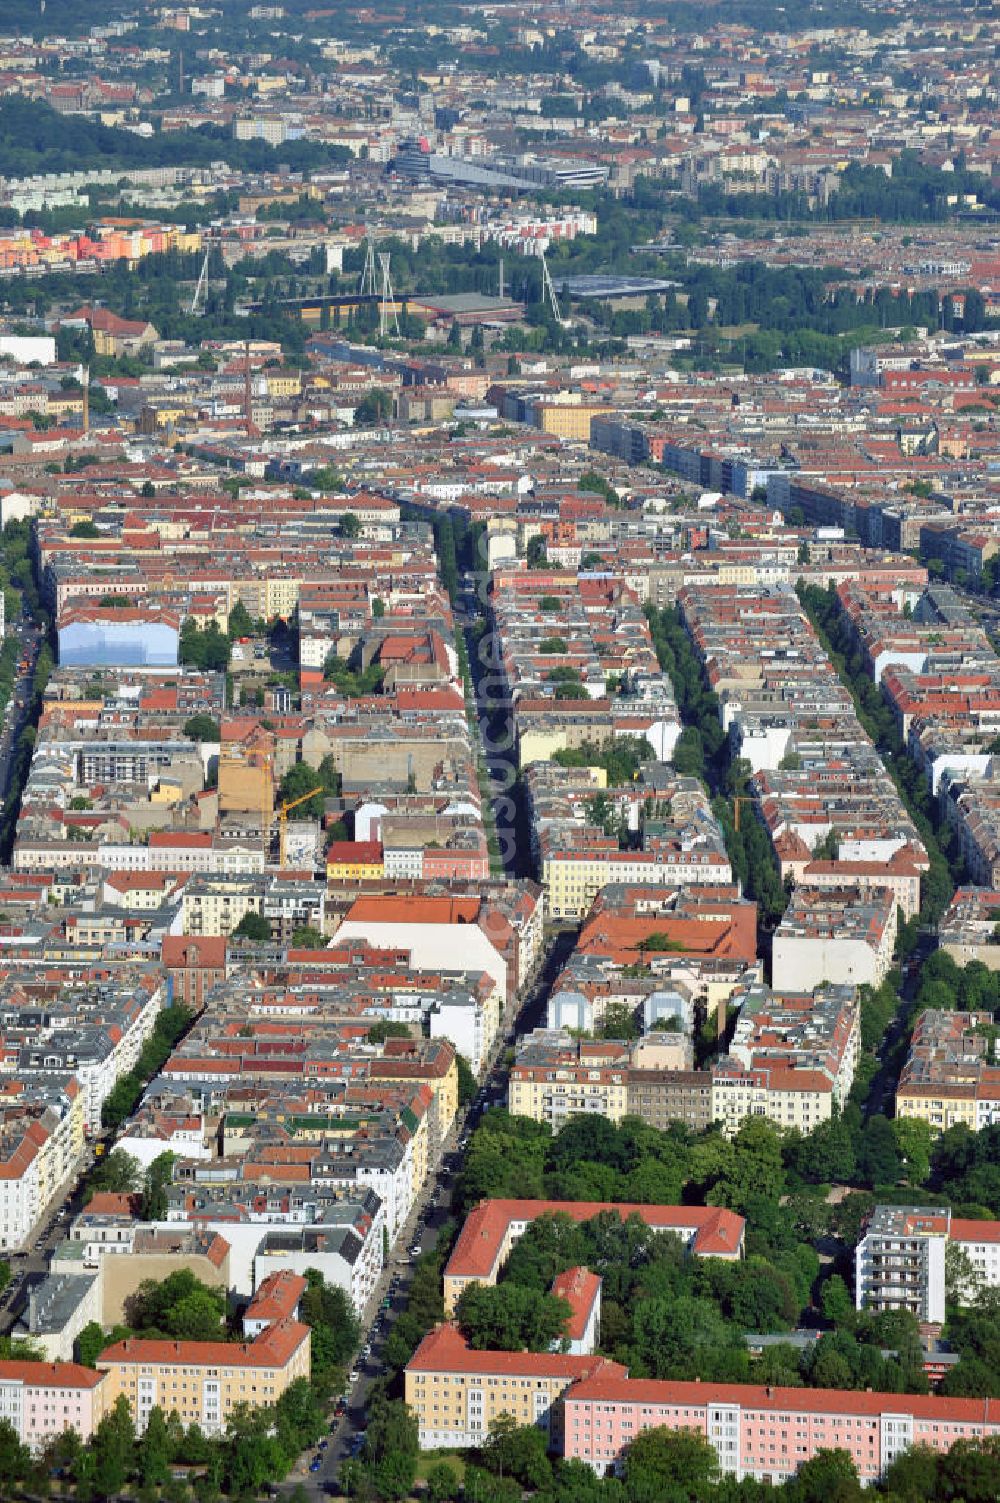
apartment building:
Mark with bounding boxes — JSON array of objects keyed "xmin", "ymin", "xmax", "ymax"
[
  {"xmin": 180, "ymin": 873, "xmax": 326, "ymax": 941},
  {"xmin": 855, "ymin": 1205, "xmax": 1000, "ymax": 1324},
  {"xmin": 896, "ymin": 1009, "xmax": 1000, "ymax": 1132},
  {"xmin": 442, "ymin": 1198, "xmax": 744, "ymax": 1316},
  {"xmin": 562, "ymin": 1375, "xmax": 1000, "ymax": 1483},
  {"xmin": 770, "ymin": 885, "xmax": 897, "ymax": 992},
  {"xmin": 405, "ymin": 1322, "xmax": 627, "ymax": 1451},
  {"xmin": 938, "ymin": 887, "xmax": 1000, "ymax": 970},
  {"xmin": 96, "ymin": 1318, "xmax": 311, "ymax": 1436},
  {"xmin": 797, "ymin": 849, "xmax": 923, "ymax": 921},
  {"xmin": 0, "ymin": 1360, "xmax": 107, "ymax": 1452},
  {"xmin": 509, "ymin": 1030, "xmax": 716, "ymax": 1133},
  {"xmin": 508, "ymin": 1033, "xmax": 631, "ymax": 1126},
  {"xmin": 539, "ymin": 803, "xmax": 732, "ymax": 921},
  {"xmin": 2, "ymin": 973, "xmax": 165, "ymax": 1135},
  {"xmin": 675, "ymin": 582, "xmax": 927, "ymax": 901},
  {"xmin": 0, "ymin": 1079, "xmax": 85, "ymax": 1250},
  {"xmin": 710, "ymin": 982, "xmax": 859, "ymax": 1137}
]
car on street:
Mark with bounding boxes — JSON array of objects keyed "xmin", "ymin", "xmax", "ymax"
[{"xmin": 309, "ymin": 1458, "xmax": 322, "ymax": 1473}]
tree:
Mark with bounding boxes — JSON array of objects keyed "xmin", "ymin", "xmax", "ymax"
[
  {"xmin": 936, "ymin": 1435, "xmax": 1000, "ymax": 1500},
  {"xmin": 84, "ymin": 1147, "xmax": 140, "ymax": 1202},
  {"xmin": 179, "ymin": 618, "xmax": 230, "ymax": 671},
  {"xmin": 361, "ymin": 1396, "xmax": 418, "ymax": 1501},
  {"xmin": 456, "ymin": 1053, "xmax": 477, "ymax": 1106},
  {"xmin": 299, "ymin": 1269, "xmax": 360, "ymax": 1390},
  {"xmin": 126, "ymin": 1270, "xmax": 226, "ymax": 1339},
  {"xmin": 820, "ymin": 1274, "xmax": 856, "ymax": 1330},
  {"xmin": 275, "ymin": 1377, "xmax": 325, "ymax": 1454},
  {"xmin": 278, "ymin": 760, "xmax": 327, "ymax": 818},
  {"xmin": 709, "ymin": 1116, "xmax": 786, "ymax": 1216},
  {"xmin": 624, "ymin": 1425, "xmax": 719, "ymax": 1501},
  {"xmin": 183, "ymin": 713, "xmax": 220, "ymax": 743},
  {"xmin": 76, "ymin": 1320, "xmax": 130, "ymax": 1369},
  {"xmin": 786, "ymin": 1110, "xmax": 856, "ymax": 1185},
  {"xmin": 164, "ymin": 1290, "xmax": 227, "ymax": 1340},
  {"xmin": 892, "ymin": 1116, "xmax": 933, "ymax": 1186},
  {"xmin": 367, "ymin": 1020, "xmax": 411, "ymax": 1044},
  {"xmin": 426, "ymin": 1459, "xmax": 459, "ymax": 1502},
  {"xmin": 92, "ymin": 1394, "xmax": 136, "ymax": 1498},
  {"xmin": 139, "ymin": 1405, "xmax": 173, "ymax": 1488},
  {"xmin": 223, "ymin": 1405, "xmax": 289, "ymax": 1498},
  {"xmin": 791, "ymin": 1448, "xmax": 863, "ymax": 1503},
  {"xmin": 455, "ymin": 1282, "xmax": 570, "ymax": 1352},
  {"xmin": 339, "ymin": 511, "xmax": 361, "ymax": 538},
  {"xmin": 228, "ymin": 600, "xmax": 255, "ymax": 638},
  {"xmin": 481, "ymin": 1415, "xmax": 552, "ymax": 1490},
  {"xmin": 233, "ymin": 910, "xmax": 270, "ymax": 943},
  {"xmin": 856, "ymin": 1115, "xmax": 901, "ymax": 1188},
  {"xmin": 0, "ymin": 1418, "xmax": 31, "ymax": 1485},
  {"xmin": 140, "ymin": 1150, "xmax": 176, "ymax": 1221},
  {"xmin": 526, "ymin": 535, "xmax": 548, "ymax": 569},
  {"xmin": 290, "ymin": 925, "xmax": 326, "ymax": 949},
  {"xmin": 70, "ymin": 519, "xmax": 100, "ymax": 538}
]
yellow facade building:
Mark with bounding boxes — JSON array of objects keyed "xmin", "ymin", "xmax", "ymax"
[{"xmin": 96, "ymin": 1320, "xmax": 310, "ymax": 1436}]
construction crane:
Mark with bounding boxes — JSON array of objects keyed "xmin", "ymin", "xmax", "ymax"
[
  {"xmin": 732, "ymin": 795, "xmax": 751, "ymax": 832},
  {"xmin": 277, "ymin": 786, "xmax": 324, "ymax": 867}
]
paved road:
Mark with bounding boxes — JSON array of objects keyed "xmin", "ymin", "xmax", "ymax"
[
  {"xmin": 295, "ymin": 940, "xmax": 567, "ymax": 1495},
  {"xmin": 0, "ymin": 616, "xmax": 41, "ymax": 805},
  {"xmin": 864, "ymin": 933, "xmax": 935, "ymax": 1120},
  {"xmin": 0, "ymin": 1129, "xmax": 119, "ymax": 1335},
  {"xmin": 458, "ymin": 570, "xmax": 532, "ymax": 880}
]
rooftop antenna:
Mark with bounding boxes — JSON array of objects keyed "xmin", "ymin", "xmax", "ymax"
[
  {"xmin": 379, "ymin": 253, "xmax": 400, "ymax": 338},
  {"xmin": 359, "ymin": 236, "xmax": 377, "ymax": 299}
]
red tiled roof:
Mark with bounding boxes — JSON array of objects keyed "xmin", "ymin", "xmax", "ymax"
[
  {"xmin": 550, "ymin": 1266, "xmax": 601, "ymax": 1342},
  {"xmin": 98, "ymin": 1318, "xmax": 309, "ymax": 1370},
  {"xmin": 564, "ymin": 1374, "xmax": 1000, "ymax": 1424},
  {"xmin": 446, "ymin": 1199, "xmax": 744, "ymax": 1280},
  {"xmin": 407, "ymin": 1321, "xmax": 626, "ymax": 1380},
  {"xmin": 0, "ymin": 1360, "xmax": 104, "ymax": 1389}
]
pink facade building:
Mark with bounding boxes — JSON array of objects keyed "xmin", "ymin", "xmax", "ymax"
[
  {"xmin": 0, "ymin": 1360, "xmax": 106, "ymax": 1451},
  {"xmin": 563, "ymin": 1376, "xmax": 1000, "ymax": 1484}
]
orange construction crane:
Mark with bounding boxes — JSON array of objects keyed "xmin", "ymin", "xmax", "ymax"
[
  {"xmin": 732, "ymin": 795, "xmax": 753, "ymax": 832},
  {"xmin": 277, "ymin": 786, "xmax": 323, "ymax": 867}
]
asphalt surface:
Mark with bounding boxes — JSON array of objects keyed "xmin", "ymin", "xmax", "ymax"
[
  {"xmin": 0, "ymin": 615, "xmax": 41, "ymax": 805},
  {"xmin": 0, "ymin": 1130, "xmax": 118, "ymax": 1336},
  {"xmin": 864, "ymin": 933, "xmax": 935, "ymax": 1119},
  {"xmin": 294, "ymin": 937, "xmax": 568, "ymax": 1496},
  {"xmin": 0, "ymin": 637, "xmax": 112, "ymax": 1282}
]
